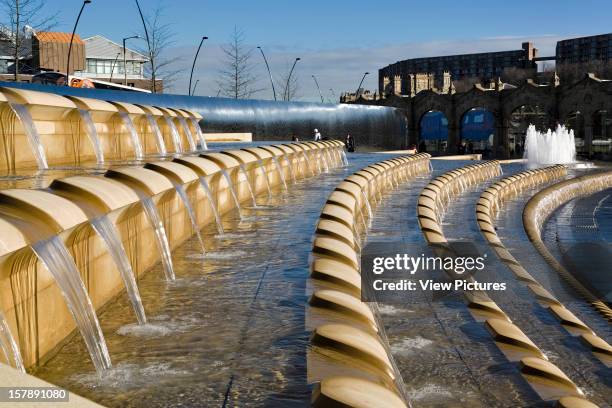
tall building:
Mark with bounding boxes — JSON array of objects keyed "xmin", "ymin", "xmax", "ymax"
[
  {"xmin": 556, "ymin": 33, "xmax": 612, "ymax": 64},
  {"xmin": 379, "ymin": 42, "xmax": 537, "ymax": 96}
]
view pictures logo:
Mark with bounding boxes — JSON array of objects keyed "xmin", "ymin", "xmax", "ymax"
[{"xmin": 372, "ymin": 252, "xmax": 486, "ymax": 275}]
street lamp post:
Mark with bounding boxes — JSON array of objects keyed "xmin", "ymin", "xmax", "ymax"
[
  {"xmin": 189, "ymin": 36, "xmax": 208, "ymax": 96},
  {"xmin": 192, "ymin": 79, "xmax": 200, "ymax": 96},
  {"xmin": 66, "ymin": 0, "xmax": 91, "ymax": 86},
  {"xmin": 284, "ymin": 57, "xmax": 301, "ymax": 101},
  {"xmin": 355, "ymin": 72, "xmax": 369, "ymax": 96},
  {"xmin": 123, "ymin": 35, "xmax": 141, "ymax": 86},
  {"xmin": 134, "ymin": 0, "xmax": 155, "ymax": 92},
  {"xmin": 257, "ymin": 46, "xmax": 276, "ymax": 101},
  {"xmin": 312, "ymin": 74, "xmax": 324, "ymax": 103},
  {"xmin": 109, "ymin": 52, "xmax": 121, "ymax": 83}
]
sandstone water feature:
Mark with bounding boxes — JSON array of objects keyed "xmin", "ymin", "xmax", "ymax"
[
  {"xmin": 8, "ymin": 103, "xmax": 48, "ymax": 170},
  {"xmin": 78, "ymin": 109, "xmax": 105, "ymax": 165},
  {"xmin": 190, "ymin": 117, "xmax": 208, "ymax": 150},
  {"xmin": 177, "ymin": 116, "xmax": 197, "ymax": 152},
  {"xmin": 141, "ymin": 196, "xmax": 176, "ymax": 281},
  {"xmin": 91, "ymin": 216, "xmax": 147, "ymax": 325},
  {"xmin": 145, "ymin": 114, "xmax": 168, "ymax": 156},
  {"xmin": 118, "ymin": 112, "xmax": 145, "ymax": 161},
  {"xmin": 31, "ymin": 152, "xmax": 379, "ymax": 407},
  {"xmin": 164, "ymin": 116, "xmax": 183, "ymax": 153},
  {"xmin": 31, "ymin": 236, "xmax": 112, "ymax": 372}
]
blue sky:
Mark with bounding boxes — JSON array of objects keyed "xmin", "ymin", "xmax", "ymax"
[{"xmin": 47, "ymin": 0, "xmax": 612, "ymax": 100}]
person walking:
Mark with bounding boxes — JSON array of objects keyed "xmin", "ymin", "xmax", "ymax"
[
  {"xmin": 345, "ymin": 133, "xmax": 355, "ymax": 152},
  {"xmin": 313, "ymin": 128, "xmax": 322, "ymax": 141}
]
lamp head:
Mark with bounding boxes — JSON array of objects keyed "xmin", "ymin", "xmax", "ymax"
[
  {"xmin": 203, "ymin": 36, "xmax": 209, "ymax": 40},
  {"xmin": 84, "ymin": 0, "xmax": 91, "ymax": 4},
  {"xmin": 296, "ymin": 57, "xmax": 301, "ymax": 61}
]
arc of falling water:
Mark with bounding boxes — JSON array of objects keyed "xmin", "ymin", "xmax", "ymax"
[
  {"xmin": 0, "ymin": 310, "xmax": 25, "ymax": 372},
  {"xmin": 191, "ymin": 118, "xmax": 208, "ymax": 150},
  {"xmin": 174, "ymin": 184, "xmax": 206, "ymax": 253},
  {"xmin": 141, "ymin": 197, "xmax": 175, "ymax": 281},
  {"xmin": 220, "ymin": 169, "xmax": 244, "ymax": 219},
  {"xmin": 271, "ymin": 156, "xmax": 288, "ymax": 191},
  {"xmin": 9, "ymin": 103, "xmax": 48, "ymax": 169},
  {"xmin": 146, "ymin": 114, "xmax": 167, "ymax": 155},
  {"xmin": 283, "ymin": 154, "xmax": 296, "ymax": 184},
  {"xmin": 239, "ymin": 164, "xmax": 257, "ymax": 207},
  {"xmin": 78, "ymin": 109, "xmax": 104, "ymax": 165},
  {"xmin": 164, "ymin": 116, "xmax": 183, "ymax": 153},
  {"xmin": 199, "ymin": 177, "xmax": 224, "ymax": 234},
  {"xmin": 118, "ymin": 112, "xmax": 144, "ymax": 161},
  {"xmin": 91, "ymin": 216, "xmax": 146, "ymax": 324},
  {"xmin": 301, "ymin": 150, "xmax": 316, "ymax": 177},
  {"xmin": 32, "ymin": 236, "xmax": 112, "ymax": 371},
  {"xmin": 258, "ymin": 160, "xmax": 272, "ymax": 199},
  {"xmin": 178, "ymin": 117, "xmax": 197, "ymax": 152}
]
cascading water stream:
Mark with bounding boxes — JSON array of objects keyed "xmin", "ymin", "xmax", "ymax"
[
  {"xmin": 78, "ymin": 109, "xmax": 104, "ymax": 165},
  {"xmin": 9, "ymin": 103, "xmax": 48, "ymax": 169},
  {"xmin": 220, "ymin": 169, "xmax": 243, "ymax": 219},
  {"xmin": 0, "ymin": 310, "xmax": 25, "ymax": 372},
  {"xmin": 239, "ymin": 164, "xmax": 258, "ymax": 207},
  {"xmin": 361, "ymin": 190, "xmax": 373, "ymax": 220},
  {"xmin": 141, "ymin": 197, "xmax": 175, "ymax": 281},
  {"xmin": 31, "ymin": 236, "xmax": 112, "ymax": 371},
  {"xmin": 301, "ymin": 151, "xmax": 316, "ymax": 177},
  {"xmin": 283, "ymin": 155, "xmax": 296, "ymax": 183},
  {"xmin": 146, "ymin": 114, "xmax": 167, "ymax": 155},
  {"xmin": 164, "ymin": 116, "xmax": 183, "ymax": 153},
  {"xmin": 198, "ymin": 177, "xmax": 224, "ymax": 234},
  {"xmin": 178, "ymin": 117, "xmax": 197, "ymax": 152},
  {"xmin": 258, "ymin": 160, "xmax": 272, "ymax": 199},
  {"xmin": 174, "ymin": 185, "xmax": 206, "ymax": 253},
  {"xmin": 190, "ymin": 118, "xmax": 208, "ymax": 150},
  {"xmin": 118, "ymin": 112, "xmax": 144, "ymax": 160},
  {"xmin": 341, "ymin": 150, "xmax": 349, "ymax": 166},
  {"xmin": 271, "ymin": 157, "xmax": 288, "ymax": 190},
  {"xmin": 91, "ymin": 216, "xmax": 146, "ymax": 325},
  {"xmin": 320, "ymin": 150, "xmax": 330, "ymax": 173}
]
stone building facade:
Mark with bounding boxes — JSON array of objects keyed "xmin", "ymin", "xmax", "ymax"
[
  {"xmin": 379, "ymin": 42, "xmax": 538, "ymax": 97},
  {"xmin": 346, "ymin": 74, "xmax": 612, "ymax": 159}
]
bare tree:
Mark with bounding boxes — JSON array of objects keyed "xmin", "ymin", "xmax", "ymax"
[
  {"xmin": 0, "ymin": 0, "xmax": 57, "ymax": 80},
  {"xmin": 217, "ymin": 26, "xmax": 260, "ymax": 99},
  {"xmin": 276, "ymin": 60, "xmax": 300, "ymax": 101},
  {"xmin": 136, "ymin": 3, "xmax": 180, "ymax": 92}
]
